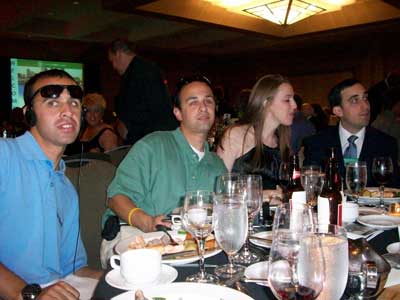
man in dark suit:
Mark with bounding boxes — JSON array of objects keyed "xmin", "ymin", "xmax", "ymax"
[
  {"xmin": 108, "ymin": 39, "xmax": 178, "ymax": 145},
  {"xmin": 303, "ymin": 79, "xmax": 399, "ymax": 187}
]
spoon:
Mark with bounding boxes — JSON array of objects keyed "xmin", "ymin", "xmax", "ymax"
[{"xmin": 155, "ymin": 224, "xmax": 179, "ymax": 246}]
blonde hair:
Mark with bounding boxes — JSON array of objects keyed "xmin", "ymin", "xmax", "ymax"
[{"xmin": 83, "ymin": 93, "xmax": 107, "ymax": 111}]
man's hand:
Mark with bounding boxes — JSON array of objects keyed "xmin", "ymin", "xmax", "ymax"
[
  {"xmin": 37, "ymin": 281, "xmax": 79, "ymax": 300},
  {"xmin": 137, "ymin": 212, "xmax": 171, "ymax": 232}
]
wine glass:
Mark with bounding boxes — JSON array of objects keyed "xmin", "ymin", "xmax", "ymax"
[
  {"xmin": 301, "ymin": 165, "xmax": 325, "ymax": 209},
  {"xmin": 268, "ymin": 229, "xmax": 325, "ymax": 300},
  {"xmin": 345, "ymin": 161, "xmax": 367, "ymax": 204},
  {"xmin": 181, "ymin": 190, "xmax": 219, "ymax": 283},
  {"xmin": 272, "ymin": 202, "xmax": 316, "ymax": 234},
  {"xmin": 215, "ymin": 173, "xmax": 243, "ymax": 195},
  {"xmin": 213, "ymin": 193, "xmax": 248, "ymax": 277},
  {"xmin": 279, "ymin": 161, "xmax": 291, "ymax": 202},
  {"xmin": 312, "ymin": 224, "xmax": 349, "ymax": 300},
  {"xmin": 232, "ymin": 174, "xmax": 263, "ymax": 264},
  {"xmin": 372, "ymin": 157, "xmax": 394, "ymax": 210}
]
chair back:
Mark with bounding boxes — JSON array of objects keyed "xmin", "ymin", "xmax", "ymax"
[
  {"xmin": 105, "ymin": 145, "xmax": 131, "ymax": 166},
  {"xmin": 66, "ymin": 159, "xmax": 116, "ymax": 269}
]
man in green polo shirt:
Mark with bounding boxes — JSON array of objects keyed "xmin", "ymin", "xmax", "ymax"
[{"xmin": 100, "ymin": 75, "xmax": 227, "ymax": 268}]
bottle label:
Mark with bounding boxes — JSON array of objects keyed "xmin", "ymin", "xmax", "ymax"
[
  {"xmin": 337, "ymin": 203, "xmax": 343, "ymax": 226},
  {"xmin": 292, "ymin": 170, "xmax": 301, "ymax": 180},
  {"xmin": 317, "ymin": 196, "xmax": 330, "ymax": 225}
]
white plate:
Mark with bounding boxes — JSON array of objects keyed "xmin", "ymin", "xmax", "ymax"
[
  {"xmin": 249, "ymin": 231, "xmax": 273, "ymax": 248},
  {"xmin": 115, "ymin": 231, "xmax": 221, "ymax": 265},
  {"xmin": 244, "ymin": 261, "xmax": 269, "ymax": 286},
  {"xmin": 387, "ymin": 242, "xmax": 400, "ymax": 253},
  {"xmin": 348, "ymin": 187, "xmax": 400, "ymax": 205},
  {"xmin": 111, "ymin": 282, "xmax": 255, "ymax": 300},
  {"xmin": 357, "ymin": 215, "xmax": 400, "ymax": 230},
  {"xmin": 105, "ymin": 264, "xmax": 178, "ymax": 290}
]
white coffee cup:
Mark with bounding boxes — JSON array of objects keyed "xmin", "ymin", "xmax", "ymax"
[
  {"xmin": 341, "ymin": 202, "xmax": 359, "ymax": 224},
  {"xmin": 110, "ymin": 249, "xmax": 161, "ymax": 285}
]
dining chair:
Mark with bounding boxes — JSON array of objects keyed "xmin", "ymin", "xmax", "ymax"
[
  {"xmin": 66, "ymin": 159, "xmax": 116, "ymax": 269},
  {"xmin": 105, "ymin": 145, "xmax": 131, "ymax": 167}
]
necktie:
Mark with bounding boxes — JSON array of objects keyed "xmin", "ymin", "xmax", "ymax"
[{"xmin": 344, "ymin": 135, "xmax": 358, "ymax": 159}]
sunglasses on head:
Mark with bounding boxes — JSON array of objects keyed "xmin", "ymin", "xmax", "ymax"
[
  {"xmin": 30, "ymin": 84, "xmax": 84, "ymax": 102},
  {"xmin": 175, "ymin": 75, "xmax": 212, "ymax": 92}
]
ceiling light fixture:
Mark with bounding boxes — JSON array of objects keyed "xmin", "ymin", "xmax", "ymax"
[{"xmin": 205, "ymin": 0, "xmax": 355, "ymax": 25}]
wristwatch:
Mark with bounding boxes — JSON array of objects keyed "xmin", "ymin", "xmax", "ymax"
[{"xmin": 21, "ymin": 284, "xmax": 42, "ymax": 300}]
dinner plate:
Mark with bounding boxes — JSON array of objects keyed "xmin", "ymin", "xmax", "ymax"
[
  {"xmin": 244, "ymin": 261, "xmax": 269, "ymax": 286},
  {"xmin": 249, "ymin": 231, "xmax": 273, "ymax": 248},
  {"xmin": 347, "ymin": 187, "xmax": 400, "ymax": 205},
  {"xmin": 105, "ymin": 264, "xmax": 178, "ymax": 291},
  {"xmin": 111, "ymin": 282, "xmax": 255, "ymax": 300},
  {"xmin": 357, "ymin": 215, "xmax": 400, "ymax": 230},
  {"xmin": 114, "ymin": 231, "xmax": 221, "ymax": 265}
]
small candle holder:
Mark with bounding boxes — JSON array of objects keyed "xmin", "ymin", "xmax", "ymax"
[{"xmin": 388, "ymin": 203, "xmax": 400, "ymax": 216}]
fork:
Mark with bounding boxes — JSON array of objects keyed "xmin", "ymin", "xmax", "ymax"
[{"xmin": 155, "ymin": 224, "xmax": 179, "ymax": 246}]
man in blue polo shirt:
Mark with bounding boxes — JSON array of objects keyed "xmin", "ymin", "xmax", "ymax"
[{"xmin": 0, "ymin": 70, "xmax": 101, "ymax": 300}]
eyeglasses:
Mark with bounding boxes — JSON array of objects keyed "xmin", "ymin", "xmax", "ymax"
[{"xmin": 30, "ymin": 84, "xmax": 84, "ymax": 102}]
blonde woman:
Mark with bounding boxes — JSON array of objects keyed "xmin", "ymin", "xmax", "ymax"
[
  {"xmin": 217, "ymin": 74, "xmax": 296, "ymax": 192},
  {"xmin": 80, "ymin": 93, "xmax": 119, "ymax": 152}
]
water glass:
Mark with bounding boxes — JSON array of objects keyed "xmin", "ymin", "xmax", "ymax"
[
  {"xmin": 213, "ymin": 193, "xmax": 248, "ymax": 277},
  {"xmin": 345, "ymin": 161, "xmax": 367, "ymax": 204},
  {"xmin": 313, "ymin": 224, "xmax": 348, "ymax": 300}
]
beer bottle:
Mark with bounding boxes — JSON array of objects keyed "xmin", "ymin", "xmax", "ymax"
[
  {"xmin": 286, "ymin": 153, "xmax": 304, "ymax": 202},
  {"xmin": 317, "ymin": 148, "xmax": 342, "ymax": 225}
]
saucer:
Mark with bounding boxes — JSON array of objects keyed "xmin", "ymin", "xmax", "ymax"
[
  {"xmin": 244, "ymin": 261, "xmax": 269, "ymax": 287},
  {"xmin": 105, "ymin": 264, "xmax": 178, "ymax": 290},
  {"xmin": 387, "ymin": 242, "xmax": 400, "ymax": 253}
]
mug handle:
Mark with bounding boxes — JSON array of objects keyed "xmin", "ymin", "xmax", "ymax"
[{"xmin": 110, "ymin": 255, "xmax": 121, "ymax": 270}]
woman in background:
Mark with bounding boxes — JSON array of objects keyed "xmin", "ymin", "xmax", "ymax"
[
  {"xmin": 217, "ymin": 74, "xmax": 297, "ymax": 190},
  {"xmin": 80, "ymin": 93, "xmax": 120, "ymax": 152}
]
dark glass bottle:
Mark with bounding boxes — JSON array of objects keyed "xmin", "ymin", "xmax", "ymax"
[
  {"xmin": 286, "ymin": 153, "xmax": 303, "ymax": 202},
  {"xmin": 318, "ymin": 148, "xmax": 342, "ymax": 225}
]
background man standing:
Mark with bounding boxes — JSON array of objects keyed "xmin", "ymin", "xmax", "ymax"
[{"xmin": 108, "ymin": 38, "xmax": 178, "ymax": 144}]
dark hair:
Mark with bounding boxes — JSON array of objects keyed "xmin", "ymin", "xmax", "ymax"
[
  {"xmin": 383, "ymin": 87, "xmax": 400, "ymax": 110},
  {"xmin": 109, "ymin": 38, "xmax": 135, "ymax": 55},
  {"xmin": 23, "ymin": 69, "xmax": 78, "ymax": 107},
  {"xmin": 328, "ymin": 78, "xmax": 361, "ymax": 108},
  {"xmin": 173, "ymin": 75, "xmax": 212, "ymax": 109},
  {"xmin": 293, "ymin": 94, "xmax": 303, "ymax": 108}
]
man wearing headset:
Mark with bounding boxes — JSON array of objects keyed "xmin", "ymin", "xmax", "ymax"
[{"xmin": 0, "ymin": 69, "xmax": 102, "ymax": 300}]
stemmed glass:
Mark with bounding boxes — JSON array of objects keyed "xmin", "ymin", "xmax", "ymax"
[
  {"xmin": 215, "ymin": 173, "xmax": 243, "ymax": 195},
  {"xmin": 345, "ymin": 161, "xmax": 367, "ymax": 204},
  {"xmin": 232, "ymin": 174, "xmax": 263, "ymax": 264},
  {"xmin": 279, "ymin": 161, "xmax": 291, "ymax": 202},
  {"xmin": 213, "ymin": 193, "xmax": 248, "ymax": 277},
  {"xmin": 300, "ymin": 165, "xmax": 325, "ymax": 209},
  {"xmin": 181, "ymin": 190, "xmax": 218, "ymax": 283},
  {"xmin": 372, "ymin": 157, "xmax": 394, "ymax": 210},
  {"xmin": 272, "ymin": 202, "xmax": 316, "ymax": 234},
  {"xmin": 268, "ymin": 229, "xmax": 325, "ymax": 300}
]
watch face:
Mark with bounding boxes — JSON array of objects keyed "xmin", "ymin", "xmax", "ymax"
[{"xmin": 22, "ymin": 284, "xmax": 41, "ymax": 300}]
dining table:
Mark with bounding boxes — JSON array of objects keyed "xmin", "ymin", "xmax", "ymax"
[{"xmin": 92, "ymin": 225, "xmax": 400, "ymax": 300}]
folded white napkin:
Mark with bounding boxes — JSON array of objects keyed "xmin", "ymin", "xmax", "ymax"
[
  {"xmin": 41, "ymin": 274, "xmax": 99, "ymax": 300},
  {"xmin": 385, "ymin": 268, "xmax": 400, "ymax": 288}
]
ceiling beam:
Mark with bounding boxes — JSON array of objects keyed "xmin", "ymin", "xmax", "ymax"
[
  {"xmin": 102, "ymin": 0, "xmax": 157, "ymax": 13},
  {"xmin": 383, "ymin": 0, "xmax": 400, "ymax": 10}
]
